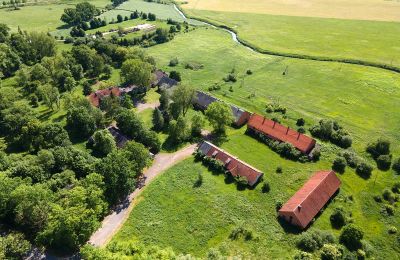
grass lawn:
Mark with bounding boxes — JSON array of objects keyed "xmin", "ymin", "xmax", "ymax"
[
  {"xmin": 113, "ymin": 130, "xmax": 399, "ymax": 258},
  {"xmin": 181, "ymin": 9, "xmax": 400, "ymax": 67},
  {"xmin": 146, "ymin": 27, "xmax": 400, "ymax": 155}
]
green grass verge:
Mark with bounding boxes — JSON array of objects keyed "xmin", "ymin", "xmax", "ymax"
[{"xmin": 182, "ymin": 8, "xmax": 400, "ymax": 68}]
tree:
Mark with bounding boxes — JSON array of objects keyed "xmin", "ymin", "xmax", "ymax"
[
  {"xmin": 140, "ymin": 129, "xmax": 161, "ymax": 153},
  {"xmin": 120, "ymin": 58, "xmax": 153, "ymax": 87},
  {"xmin": 122, "ymin": 141, "xmax": 150, "ymax": 173},
  {"xmin": 92, "ymin": 129, "xmax": 116, "ymax": 157},
  {"xmin": 191, "ymin": 112, "xmax": 205, "ymax": 137},
  {"xmin": 38, "ymin": 123, "xmax": 71, "ymax": 149},
  {"xmin": 340, "ymin": 224, "xmax": 363, "ymax": 250},
  {"xmin": 376, "ymin": 154, "xmax": 392, "ymax": 171},
  {"xmin": 205, "ymin": 102, "xmax": 233, "ymax": 134},
  {"xmin": 152, "ymin": 108, "xmax": 164, "ymax": 131},
  {"xmin": 0, "ymin": 232, "xmax": 31, "ymax": 259},
  {"xmin": 168, "ymin": 116, "xmax": 190, "ymax": 144},
  {"xmin": 0, "ymin": 23, "xmax": 10, "ymax": 43},
  {"xmin": 38, "ymin": 84, "xmax": 60, "ymax": 110},
  {"xmin": 61, "ymin": 2, "xmax": 99, "ymax": 25},
  {"xmin": 366, "ymin": 138, "xmax": 391, "ymax": 158},
  {"xmin": 66, "ymin": 106, "xmax": 97, "ymax": 138},
  {"xmin": 95, "ymin": 150, "xmax": 136, "ymax": 205},
  {"xmin": 154, "ymin": 28, "xmax": 169, "ymax": 43},
  {"xmin": 296, "ymin": 118, "xmax": 305, "ymax": 126},
  {"xmin": 169, "ymin": 70, "xmax": 181, "ymax": 81},
  {"xmin": 0, "ymin": 43, "xmax": 21, "ymax": 77},
  {"xmin": 28, "ymin": 32, "xmax": 56, "ymax": 62},
  {"xmin": 320, "ymin": 244, "xmax": 342, "ymax": 260},
  {"xmin": 332, "ymin": 156, "xmax": 346, "ymax": 173},
  {"xmin": 115, "ymin": 108, "xmax": 144, "ymax": 140},
  {"xmin": 355, "ymin": 161, "xmax": 373, "ymax": 179},
  {"xmin": 117, "ymin": 14, "xmax": 123, "ymax": 23},
  {"xmin": 170, "ymin": 84, "xmax": 195, "ymax": 117},
  {"xmin": 330, "ymin": 207, "xmax": 347, "ymax": 229},
  {"xmin": 159, "ymin": 89, "xmax": 170, "ymax": 111},
  {"xmin": 393, "ymin": 157, "xmax": 400, "ymax": 174}
]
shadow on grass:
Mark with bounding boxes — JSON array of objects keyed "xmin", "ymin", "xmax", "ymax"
[
  {"xmin": 277, "ymin": 217, "xmax": 302, "ymax": 234},
  {"xmin": 161, "ymin": 136, "xmax": 188, "ymax": 152}
]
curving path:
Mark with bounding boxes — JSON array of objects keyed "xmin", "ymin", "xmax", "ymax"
[{"xmin": 89, "ymin": 144, "xmax": 197, "ymax": 247}]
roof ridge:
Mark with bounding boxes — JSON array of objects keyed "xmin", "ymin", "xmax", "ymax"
[{"xmin": 294, "ymin": 171, "xmax": 333, "ymax": 210}]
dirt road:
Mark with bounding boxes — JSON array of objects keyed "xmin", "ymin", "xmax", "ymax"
[{"xmin": 88, "ymin": 143, "xmax": 197, "ymax": 247}]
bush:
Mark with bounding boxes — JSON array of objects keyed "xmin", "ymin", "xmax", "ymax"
[
  {"xmin": 392, "ymin": 182, "xmax": 400, "ymax": 194},
  {"xmin": 320, "ymin": 244, "xmax": 343, "ymax": 260},
  {"xmin": 275, "ymin": 200, "xmax": 283, "ymax": 212},
  {"xmin": 366, "ymin": 138, "xmax": 391, "ymax": 158},
  {"xmin": 376, "ymin": 154, "xmax": 392, "ymax": 170},
  {"xmin": 261, "ymin": 182, "xmax": 270, "ymax": 193},
  {"xmin": 388, "ymin": 226, "xmax": 398, "ymax": 234},
  {"xmin": 229, "ymin": 224, "xmax": 255, "ymax": 241},
  {"xmin": 246, "ymin": 69, "xmax": 253, "ymax": 75},
  {"xmin": 340, "ymin": 150, "xmax": 360, "ymax": 168},
  {"xmin": 332, "ymin": 156, "xmax": 347, "ymax": 173},
  {"xmin": 236, "ymin": 176, "xmax": 248, "ymax": 186},
  {"xmin": 310, "ymin": 119, "xmax": 352, "ymax": 148},
  {"xmin": 296, "ymin": 118, "xmax": 305, "ymax": 126},
  {"xmin": 169, "ymin": 57, "xmax": 179, "ymax": 67},
  {"xmin": 339, "ymin": 224, "xmax": 363, "ymax": 250},
  {"xmin": 169, "ymin": 71, "xmax": 181, "ymax": 82},
  {"xmin": 276, "ymin": 166, "xmax": 283, "ymax": 173},
  {"xmin": 392, "ymin": 157, "xmax": 400, "ymax": 174},
  {"xmin": 383, "ymin": 204, "xmax": 395, "ymax": 216},
  {"xmin": 355, "ymin": 161, "xmax": 373, "ymax": 179},
  {"xmin": 330, "ymin": 207, "xmax": 347, "ymax": 228},
  {"xmin": 297, "ymin": 127, "xmax": 306, "ymax": 134},
  {"xmin": 297, "ymin": 230, "xmax": 335, "ymax": 252},
  {"xmin": 293, "ymin": 251, "xmax": 313, "ymax": 260}
]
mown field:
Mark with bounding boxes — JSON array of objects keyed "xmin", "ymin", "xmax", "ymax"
[
  {"xmin": 182, "ymin": 9, "xmax": 400, "ymax": 67},
  {"xmin": 183, "ymin": 0, "xmax": 400, "ymax": 21}
]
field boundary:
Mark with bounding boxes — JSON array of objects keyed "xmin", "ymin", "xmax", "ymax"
[{"xmin": 174, "ymin": 4, "xmax": 400, "ymax": 74}]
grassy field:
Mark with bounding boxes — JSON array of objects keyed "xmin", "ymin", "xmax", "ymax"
[
  {"xmin": 0, "ymin": 0, "xmax": 110, "ymax": 32},
  {"xmin": 147, "ymin": 27, "xmax": 400, "ymax": 154},
  {"xmin": 113, "ymin": 133, "xmax": 399, "ymax": 258},
  {"xmin": 183, "ymin": 0, "xmax": 400, "ymax": 21},
  {"xmin": 182, "ymin": 9, "xmax": 400, "ymax": 67}
]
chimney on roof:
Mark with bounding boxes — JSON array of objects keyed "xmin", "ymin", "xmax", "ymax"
[
  {"xmin": 273, "ymin": 120, "xmax": 276, "ymax": 128},
  {"xmin": 286, "ymin": 126, "xmax": 290, "ymax": 135},
  {"xmin": 297, "ymin": 132, "xmax": 301, "ymax": 140}
]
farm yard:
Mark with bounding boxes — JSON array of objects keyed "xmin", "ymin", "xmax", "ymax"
[{"xmin": 0, "ymin": 0, "xmax": 399, "ymax": 259}]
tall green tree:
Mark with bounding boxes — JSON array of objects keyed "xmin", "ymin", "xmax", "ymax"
[
  {"xmin": 92, "ymin": 129, "xmax": 116, "ymax": 157},
  {"xmin": 170, "ymin": 84, "xmax": 195, "ymax": 117},
  {"xmin": 120, "ymin": 58, "xmax": 153, "ymax": 87},
  {"xmin": 205, "ymin": 102, "xmax": 233, "ymax": 134}
]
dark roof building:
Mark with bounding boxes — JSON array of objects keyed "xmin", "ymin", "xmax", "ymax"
[
  {"xmin": 279, "ymin": 170, "xmax": 341, "ymax": 229},
  {"xmin": 152, "ymin": 70, "xmax": 178, "ymax": 90},
  {"xmin": 193, "ymin": 91, "xmax": 251, "ymax": 127},
  {"xmin": 107, "ymin": 126, "xmax": 130, "ymax": 148},
  {"xmin": 247, "ymin": 113, "xmax": 316, "ymax": 154},
  {"xmin": 198, "ymin": 141, "xmax": 263, "ymax": 187}
]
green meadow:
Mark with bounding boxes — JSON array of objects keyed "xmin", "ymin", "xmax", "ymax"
[
  {"xmin": 183, "ymin": 9, "xmax": 400, "ymax": 67},
  {"xmin": 147, "ymin": 27, "xmax": 400, "ymax": 154}
]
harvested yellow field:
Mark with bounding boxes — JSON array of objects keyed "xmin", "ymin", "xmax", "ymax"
[{"xmin": 183, "ymin": 0, "xmax": 400, "ymax": 21}]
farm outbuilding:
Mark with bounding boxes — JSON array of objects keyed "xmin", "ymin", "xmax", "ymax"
[
  {"xmin": 197, "ymin": 141, "xmax": 263, "ymax": 186},
  {"xmin": 247, "ymin": 113, "xmax": 316, "ymax": 155},
  {"xmin": 193, "ymin": 91, "xmax": 251, "ymax": 127},
  {"xmin": 87, "ymin": 86, "xmax": 139, "ymax": 108},
  {"xmin": 278, "ymin": 170, "xmax": 341, "ymax": 229}
]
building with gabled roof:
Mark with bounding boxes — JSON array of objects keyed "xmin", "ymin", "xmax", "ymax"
[
  {"xmin": 152, "ymin": 70, "xmax": 178, "ymax": 90},
  {"xmin": 197, "ymin": 141, "xmax": 263, "ymax": 187},
  {"xmin": 193, "ymin": 91, "xmax": 251, "ymax": 127},
  {"xmin": 279, "ymin": 170, "xmax": 341, "ymax": 229},
  {"xmin": 247, "ymin": 113, "xmax": 316, "ymax": 155},
  {"xmin": 88, "ymin": 86, "xmax": 138, "ymax": 108}
]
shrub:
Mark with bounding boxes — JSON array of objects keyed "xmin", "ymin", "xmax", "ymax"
[
  {"xmin": 332, "ymin": 156, "xmax": 347, "ymax": 173},
  {"xmin": 297, "ymin": 230, "xmax": 335, "ymax": 252},
  {"xmin": 392, "ymin": 182, "xmax": 400, "ymax": 193},
  {"xmin": 376, "ymin": 154, "xmax": 392, "ymax": 171},
  {"xmin": 392, "ymin": 157, "xmax": 400, "ymax": 174},
  {"xmin": 236, "ymin": 176, "xmax": 248, "ymax": 186},
  {"xmin": 261, "ymin": 182, "xmax": 270, "ymax": 193},
  {"xmin": 320, "ymin": 244, "xmax": 343, "ymax": 260},
  {"xmin": 276, "ymin": 166, "xmax": 283, "ymax": 173},
  {"xmin": 355, "ymin": 161, "xmax": 373, "ymax": 179},
  {"xmin": 339, "ymin": 224, "xmax": 363, "ymax": 250},
  {"xmin": 246, "ymin": 69, "xmax": 253, "ymax": 75},
  {"xmin": 169, "ymin": 71, "xmax": 181, "ymax": 82},
  {"xmin": 383, "ymin": 204, "xmax": 395, "ymax": 216},
  {"xmin": 388, "ymin": 226, "xmax": 397, "ymax": 234},
  {"xmin": 382, "ymin": 188, "xmax": 396, "ymax": 203},
  {"xmin": 339, "ymin": 135, "xmax": 353, "ymax": 149},
  {"xmin": 297, "ymin": 127, "xmax": 306, "ymax": 134},
  {"xmin": 340, "ymin": 150, "xmax": 360, "ymax": 168},
  {"xmin": 373, "ymin": 195, "xmax": 382, "ymax": 203},
  {"xmin": 357, "ymin": 249, "xmax": 366, "ymax": 260},
  {"xmin": 330, "ymin": 207, "xmax": 347, "ymax": 228},
  {"xmin": 310, "ymin": 119, "xmax": 352, "ymax": 148},
  {"xmin": 366, "ymin": 138, "xmax": 391, "ymax": 158},
  {"xmin": 229, "ymin": 224, "xmax": 255, "ymax": 241},
  {"xmin": 275, "ymin": 200, "xmax": 283, "ymax": 212},
  {"xmin": 224, "ymin": 73, "xmax": 237, "ymax": 82},
  {"xmin": 169, "ymin": 57, "xmax": 179, "ymax": 67},
  {"xmin": 296, "ymin": 118, "xmax": 305, "ymax": 126}
]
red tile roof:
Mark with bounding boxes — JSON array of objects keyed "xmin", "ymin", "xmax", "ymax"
[
  {"xmin": 88, "ymin": 87, "xmax": 121, "ymax": 107},
  {"xmin": 279, "ymin": 170, "xmax": 341, "ymax": 229},
  {"xmin": 247, "ymin": 114, "xmax": 316, "ymax": 154},
  {"xmin": 198, "ymin": 141, "xmax": 263, "ymax": 186}
]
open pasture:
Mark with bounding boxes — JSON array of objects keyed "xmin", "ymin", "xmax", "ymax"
[
  {"xmin": 147, "ymin": 27, "xmax": 400, "ymax": 154},
  {"xmin": 183, "ymin": 0, "xmax": 400, "ymax": 21},
  {"xmin": 182, "ymin": 9, "xmax": 400, "ymax": 67}
]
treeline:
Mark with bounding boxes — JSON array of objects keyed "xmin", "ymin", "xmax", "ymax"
[{"xmin": 1, "ymin": 0, "xmax": 27, "ymax": 9}]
